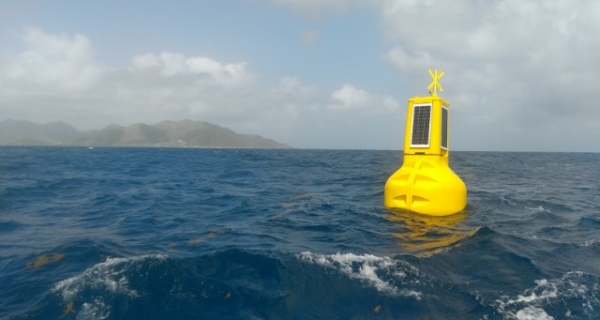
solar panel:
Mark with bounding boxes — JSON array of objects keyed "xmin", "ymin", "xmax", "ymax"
[
  {"xmin": 411, "ymin": 104, "xmax": 431, "ymax": 147},
  {"xmin": 441, "ymin": 106, "xmax": 448, "ymax": 149}
]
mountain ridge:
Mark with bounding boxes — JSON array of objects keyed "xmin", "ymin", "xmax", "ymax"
[{"xmin": 0, "ymin": 119, "xmax": 290, "ymax": 149}]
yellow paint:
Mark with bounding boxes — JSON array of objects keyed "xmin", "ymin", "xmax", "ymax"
[
  {"xmin": 427, "ymin": 69, "xmax": 444, "ymax": 96},
  {"xmin": 384, "ymin": 70, "xmax": 467, "ymax": 216}
]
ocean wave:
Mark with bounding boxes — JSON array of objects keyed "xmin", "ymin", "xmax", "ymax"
[
  {"xmin": 0, "ymin": 220, "xmax": 22, "ymax": 233},
  {"xmin": 577, "ymin": 216, "xmax": 600, "ymax": 229},
  {"xmin": 53, "ymin": 255, "xmax": 166, "ymax": 300},
  {"xmin": 8, "ymin": 246, "xmax": 597, "ymax": 320},
  {"xmin": 51, "ymin": 254, "xmax": 168, "ymax": 319},
  {"xmin": 297, "ymin": 251, "xmax": 423, "ymax": 298},
  {"xmin": 3, "ymin": 148, "xmax": 599, "ymax": 319},
  {"xmin": 493, "ymin": 271, "xmax": 600, "ymax": 320}
]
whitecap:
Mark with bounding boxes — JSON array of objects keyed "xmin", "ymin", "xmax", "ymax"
[
  {"xmin": 297, "ymin": 251, "xmax": 422, "ymax": 299},
  {"xmin": 494, "ymin": 271, "xmax": 599, "ymax": 319},
  {"xmin": 515, "ymin": 306, "xmax": 554, "ymax": 320},
  {"xmin": 525, "ymin": 205, "xmax": 550, "ymax": 213},
  {"xmin": 52, "ymin": 254, "xmax": 168, "ymax": 320},
  {"xmin": 77, "ymin": 299, "xmax": 109, "ymax": 320}
]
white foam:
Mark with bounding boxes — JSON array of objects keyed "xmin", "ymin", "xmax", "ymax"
[
  {"xmin": 495, "ymin": 271, "xmax": 598, "ymax": 319},
  {"xmin": 76, "ymin": 299, "xmax": 109, "ymax": 320},
  {"xmin": 499, "ymin": 196, "xmax": 517, "ymax": 207},
  {"xmin": 52, "ymin": 254, "xmax": 168, "ymax": 320},
  {"xmin": 515, "ymin": 306, "xmax": 554, "ymax": 320},
  {"xmin": 513, "ymin": 279, "xmax": 558, "ymax": 304},
  {"xmin": 297, "ymin": 251, "xmax": 422, "ymax": 299},
  {"xmin": 582, "ymin": 239, "xmax": 598, "ymax": 247},
  {"xmin": 526, "ymin": 205, "xmax": 550, "ymax": 213}
]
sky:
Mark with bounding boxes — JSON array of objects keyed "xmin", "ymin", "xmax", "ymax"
[{"xmin": 1, "ymin": 0, "xmax": 598, "ymax": 151}]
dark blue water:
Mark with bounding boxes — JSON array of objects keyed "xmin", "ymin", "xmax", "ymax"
[{"xmin": 1, "ymin": 147, "xmax": 598, "ymax": 319}]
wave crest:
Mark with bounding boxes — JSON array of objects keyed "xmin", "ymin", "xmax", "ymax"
[{"xmin": 297, "ymin": 251, "xmax": 423, "ymax": 298}]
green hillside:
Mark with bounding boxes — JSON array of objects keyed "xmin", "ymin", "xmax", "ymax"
[{"xmin": 0, "ymin": 119, "xmax": 289, "ymax": 148}]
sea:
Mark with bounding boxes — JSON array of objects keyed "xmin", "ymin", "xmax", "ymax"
[{"xmin": 0, "ymin": 147, "xmax": 598, "ymax": 320}]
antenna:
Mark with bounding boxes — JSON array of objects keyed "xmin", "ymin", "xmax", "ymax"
[{"xmin": 427, "ymin": 69, "xmax": 444, "ymax": 97}]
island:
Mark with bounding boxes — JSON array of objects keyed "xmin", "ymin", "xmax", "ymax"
[{"xmin": 0, "ymin": 119, "xmax": 290, "ymax": 149}]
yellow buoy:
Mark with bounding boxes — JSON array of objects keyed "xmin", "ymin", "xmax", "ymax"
[{"xmin": 384, "ymin": 70, "xmax": 467, "ymax": 216}]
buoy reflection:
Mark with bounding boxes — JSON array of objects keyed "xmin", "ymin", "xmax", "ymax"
[{"xmin": 386, "ymin": 209, "xmax": 478, "ymax": 257}]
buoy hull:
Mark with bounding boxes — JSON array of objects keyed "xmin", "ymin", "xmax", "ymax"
[{"xmin": 384, "ymin": 155, "xmax": 466, "ymax": 216}]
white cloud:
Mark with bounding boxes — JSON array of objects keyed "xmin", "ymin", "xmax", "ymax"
[
  {"xmin": 383, "ymin": 47, "xmax": 440, "ymax": 75},
  {"xmin": 158, "ymin": 52, "xmax": 185, "ymax": 77},
  {"xmin": 0, "ymin": 28, "xmax": 258, "ymax": 131},
  {"xmin": 4, "ymin": 27, "xmax": 104, "ymax": 91},
  {"xmin": 327, "ymin": 85, "xmax": 402, "ymax": 119},
  {"xmin": 131, "ymin": 53, "xmax": 159, "ymax": 70},
  {"xmin": 186, "ymin": 57, "xmax": 249, "ymax": 86},
  {"xmin": 271, "ymin": 76, "xmax": 318, "ymax": 100},
  {"xmin": 382, "ymin": 96, "xmax": 400, "ymax": 113},
  {"xmin": 131, "ymin": 52, "xmax": 251, "ymax": 86},
  {"xmin": 329, "ymin": 84, "xmax": 371, "ymax": 111}
]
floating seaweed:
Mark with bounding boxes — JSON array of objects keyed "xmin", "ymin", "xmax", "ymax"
[
  {"xmin": 26, "ymin": 253, "xmax": 65, "ymax": 269},
  {"xmin": 188, "ymin": 230, "xmax": 226, "ymax": 245},
  {"xmin": 62, "ymin": 302, "xmax": 74, "ymax": 316}
]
